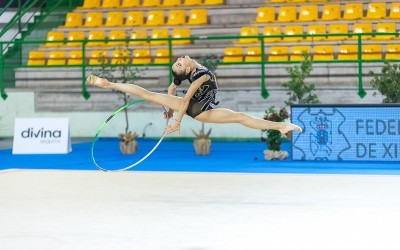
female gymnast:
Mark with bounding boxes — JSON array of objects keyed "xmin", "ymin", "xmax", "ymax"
[{"xmin": 87, "ymin": 55, "xmax": 302, "ymax": 135}]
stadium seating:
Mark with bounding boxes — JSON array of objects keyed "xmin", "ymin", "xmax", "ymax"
[
  {"xmin": 188, "ymin": 9, "xmax": 207, "ymax": 25},
  {"xmin": 105, "ymin": 12, "xmax": 124, "ymax": 27},
  {"xmin": 111, "ymin": 49, "xmax": 130, "ymax": 64},
  {"xmin": 343, "ymin": 3, "xmax": 363, "ymax": 20},
  {"xmin": 142, "ymin": 0, "xmax": 160, "ymax": 7},
  {"xmin": 44, "ymin": 31, "xmax": 64, "ymax": 47},
  {"xmin": 245, "ymin": 47, "xmax": 262, "ymax": 62},
  {"xmin": 223, "ymin": 47, "xmax": 243, "ymax": 63},
  {"xmin": 290, "ymin": 46, "xmax": 311, "ymax": 61},
  {"xmin": 236, "ymin": 26, "xmax": 259, "ymax": 44},
  {"xmin": 162, "ymin": 0, "xmax": 180, "ymax": 7},
  {"xmin": 145, "ymin": 10, "xmax": 165, "ymax": 26},
  {"xmin": 154, "ymin": 48, "xmax": 170, "ymax": 64},
  {"xmin": 307, "ymin": 25, "xmax": 326, "ymax": 41},
  {"xmin": 121, "ymin": 0, "xmax": 140, "ymax": 8},
  {"xmin": 321, "ymin": 4, "xmax": 340, "ymax": 21},
  {"xmin": 87, "ymin": 30, "xmax": 106, "ymax": 46},
  {"xmin": 64, "ymin": 12, "xmax": 83, "ymax": 28},
  {"xmin": 183, "ymin": 0, "xmax": 202, "ymax": 6},
  {"xmin": 172, "ymin": 28, "xmax": 191, "ymax": 45},
  {"xmin": 389, "ymin": 2, "xmax": 400, "ymax": 19},
  {"xmin": 128, "ymin": 30, "xmax": 148, "ymax": 46},
  {"xmin": 327, "ymin": 24, "xmax": 349, "ymax": 41},
  {"xmin": 204, "ymin": 0, "xmax": 224, "ymax": 5},
  {"xmin": 268, "ymin": 46, "xmax": 288, "ymax": 61},
  {"xmin": 27, "ymin": 51, "xmax": 46, "ymax": 66},
  {"xmin": 372, "ymin": 23, "xmax": 396, "ymax": 40},
  {"xmin": 167, "ymin": 10, "xmax": 186, "ymax": 26},
  {"xmin": 81, "ymin": 0, "xmax": 100, "ymax": 9},
  {"xmin": 150, "ymin": 29, "xmax": 169, "ymax": 45},
  {"xmin": 108, "ymin": 30, "xmax": 127, "ymax": 47},
  {"xmin": 338, "ymin": 45, "xmax": 358, "ymax": 60},
  {"xmin": 298, "ymin": 5, "xmax": 318, "ymax": 21},
  {"xmin": 313, "ymin": 45, "xmax": 334, "ymax": 61},
  {"xmin": 386, "ymin": 44, "xmax": 400, "ymax": 60},
  {"xmin": 362, "ymin": 44, "xmax": 382, "ymax": 60},
  {"xmin": 365, "ymin": 3, "xmax": 386, "ymax": 19},
  {"xmin": 132, "ymin": 49, "xmax": 151, "ymax": 64},
  {"xmin": 283, "ymin": 25, "xmax": 303, "ymax": 42},
  {"xmin": 277, "ymin": 6, "xmax": 296, "ymax": 22},
  {"xmin": 351, "ymin": 23, "xmax": 373, "ymax": 40},
  {"xmin": 101, "ymin": 0, "xmax": 120, "ymax": 8},
  {"xmin": 47, "ymin": 51, "xmax": 66, "ymax": 65},
  {"xmin": 254, "ymin": 7, "xmax": 275, "ymax": 23},
  {"xmin": 66, "ymin": 31, "xmax": 85, "ymax": 47},
  {"xmin": 89, "ymin": 50, "xmax": 108, "ymax": 65},
  {"xmin": 84, "ymin": 12, "xmax": 103, "ymax": 27},
  {"xmin": 125, "ymin": 11, "xmax": 144, "ymax": 26},
  {"xmin": 67, "ymin": 51, "xmax": 83, "ymax": 65},
  {"xmin": 263, "ymin": 26, "xmax": 281, "ymax": 42}
]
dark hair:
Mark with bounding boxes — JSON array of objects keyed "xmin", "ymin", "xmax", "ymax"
[{"xmin": 171, "ymin": 70, "xmax": 189, "ymax": 86}]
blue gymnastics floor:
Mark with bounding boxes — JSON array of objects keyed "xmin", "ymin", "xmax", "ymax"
[{"xmin": 1, "ymin": 139, "xmax": 399, "ymax": 175}]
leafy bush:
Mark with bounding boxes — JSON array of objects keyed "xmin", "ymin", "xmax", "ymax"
[{"xmin": 369, "ymin": 62, "xmax": 400, "ymax": 103}]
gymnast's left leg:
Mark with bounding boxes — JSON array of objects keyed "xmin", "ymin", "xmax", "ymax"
[{"xmin": 195, "ymin": 108, "xmax": 302, "ymax": 134}]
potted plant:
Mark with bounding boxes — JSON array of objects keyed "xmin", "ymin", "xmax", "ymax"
[
  {"xmin": 369, "ymin": 62, "xmax": 400, "ymax": 103},
  {"xmin": 91, "ymin": 47, "xmax": 143, "ymax": 154}
]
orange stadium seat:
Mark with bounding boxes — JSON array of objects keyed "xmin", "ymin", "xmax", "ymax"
[
  {"xmin": 327, "ymin": 24, "xmax": 349, "ymax": 41},
  {"xmin": 47, "ymin": 51, "xmax": 66, "ymax": 65},
  {"xmin": 365, "ymin": 3, "xmax": 386, "ymax": 19},
  {"xmin": 245, "ymin": 47, "xmax": 262, "ymax": 62},
  {"xmin": 84, "ymin": 12, "xmax": 103, "ymax": 27},
  {"xmin": 172, "ymin": 28, "xmax": 191, "ymax": 45},
  {"xmin": 150, "ymin": 29, "xmax": 169, "ymax": 45},
  {"xmin": 125, "ymin": 11, "xmax": 144, "ymax": 26},
  {"xmin": 89, "ymin": 50, "xmax": 108, "ymax": 65},
  {"xmin": 204, "ymin": 0, "xmax": 224, "ymax": 5},
  {"xmin": 167, "ymin": 10, "xmax": 186, "ymax": 26},
  {"xmin": 145, "ymin": 10, "xmax": 165, "ymax": 26},
  {"xmin": 129, "ymin": 30, "xmax": 148, "ymax": 46},
  {"xmin": 154, "ymin": 48, "xmax": 170, "ymax": 64},
  {"xmin": 283, "ymin": 25, "xmax": 303, "ymax": 42},
  {"xmin": 338, "ymin": 45, "xmax": 358, "ymax": 60},
  {"xmin": 121, "ymin": 0, "xmax": 140, "ymax": 8},
  {"xmin": 385, "ymin": 44, "xmax": 400, "ymax": 60},
  {"xmin": 351, "ymin": 23, "xmax": 373, "ymax": 40},
  {"xmin": 254, "ymin": 7, "xmax": 275, "ymax": 23},
  {"xmin": 87, "ymin": 30, "xmax": 106, "ymax": 46},
  {"xmin": 108, "ymin": 30, "xmax": 126, "ymax": 47},
  {"xmin": 162, "ymin": 0, "xmax": 180, "ymax": 7},
  {"xmin": 183, "ymin": 0, "xmax": 201, "ymax": 6},
  {"xmin": 132, "ymin": 49, "xmax": 151, "ymax": 64},
  {"xmin": 64, "ymin": 12, "xmax": 83, "ymax": 27},
  {"xmin": 101, "ymin": 0, "xmax": 120, "ymax": 8},
  {"xmin": 236, "ymin": 26, "xmax": 259, "ymax": 44},
  {"xmin": 313, "ymin": 45, "xmax": 334, "ymax": 61},
  {"xmin": 373, "ymin": 23, "xmax": 396, "ymax": 40},
  {"xmin": 105, "ymin": 12, "xmax": 123, "ymax": 27},
  {"xmin": 343, "ymin": 3, "xmax": 363, "ymax": 20},
  {"xmin": 111, "ymin": 49, "xmax": 131, "ymax": 64},
  {"xmin": 268, "ymin": 46, "xmax": 288, "ymax": 62},
  {"xmin": 188, "ymin": 9, "xmax": 207, "ymax": 25},
  {"xmin": 223, "ymin": 47, "xmax": 243, "ymax": 63},
  {"xmin": 298, "ymin": 5, "xmax": 318, "ymax": 21},
  {"xmin": 81, "ymin": 0, "xmax": 100, "ymax": 9},
  {"xmin": 307, "ymin": 24, "xmax": 326, "ymax": 41},
  {"xmin": 263, "ymin": 26, "xmax": 281, "ymax": 42},
  {"xmin": 44, "ymin": 31, "xmax": 64, "ymax": 47},
  {"xmin": 277, "ymin": 6, "xmax": 296, "ymax": 22},
  {"xmin": 321, "ymin": 4, "xmax": 340, "ymax": 21},
  {"xmin": 66, "ymin": 31, "xmax": 85, "ymax": 47},
  {"xmin": 27, "ymin": 51, "xmax": 46, "ymax": 66},
  {"xmin": 389, "ymin": 3, "xmax": 400, "ymax": 19},
  {"xmin": 290, "ymin": 46, "xmax": 311, "ymax": 61},
  {"xmin": 67, "ymin": 51, "xmax": 83, "ymax": 65},
  {"xmin": 362, "ymin": 44, "xmax": 382, "ymax": 60},
  {"xmin": 142, "ymin": 0, "xmax": 161, "ymax": 7}
]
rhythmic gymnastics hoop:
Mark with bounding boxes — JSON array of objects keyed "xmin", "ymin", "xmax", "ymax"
[{"xmin": 91, "ymin": 99, "xmax": 169, "ymax": 172}]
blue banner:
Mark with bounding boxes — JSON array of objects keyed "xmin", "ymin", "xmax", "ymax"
[{"xmin": 291, "ymin": 105, "xmax": 400, "ymax": 161}]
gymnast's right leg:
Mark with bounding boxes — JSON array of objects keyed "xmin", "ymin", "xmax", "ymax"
[{"xmin": 87, "ymin": 75, "xmax": 182, "ymax": 112}]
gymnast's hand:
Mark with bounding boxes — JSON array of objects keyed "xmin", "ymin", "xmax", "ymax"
[
  {"xmin": 86, "ymin": 75, "xmax": 111, "ymax": 89},
  {"xmin": 165, "ymin": 120, "xmax": 181, "ymax": 134},
  {"xmin": 163, "ymin": 109, "xmax": 174, "ymax": 120}
]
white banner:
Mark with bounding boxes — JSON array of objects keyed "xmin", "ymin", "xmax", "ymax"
[{"xmin": 12, "ymin": 118, "xmax": 71, "ymax": 154}]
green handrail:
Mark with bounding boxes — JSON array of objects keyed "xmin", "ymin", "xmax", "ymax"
[{"xmin": 0, "ymin": 0, "xmax": 17, "ymax": 17}]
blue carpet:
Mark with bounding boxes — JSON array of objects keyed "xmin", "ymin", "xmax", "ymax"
[{"xmin": 1, "ymin": 139, "xmax": 399, "ymax": 175}]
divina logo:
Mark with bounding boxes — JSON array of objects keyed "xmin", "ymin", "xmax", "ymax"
[{"xmin": 21, "ymin": 128, "xmax": 62, "ymax": 138}]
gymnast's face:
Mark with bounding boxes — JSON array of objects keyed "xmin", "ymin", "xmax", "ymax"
[{"xmin": 172, "ymin": 55, "xmax": 191, "ymax": 78}]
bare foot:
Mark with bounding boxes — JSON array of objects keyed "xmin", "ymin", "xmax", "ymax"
[
  {"xmin": 86, "ymin": 75, "xmax": 110, "ymax": 88},
  {"xmin": 279, "ymin": 123, "xmax": 302, "ymax": 134}
]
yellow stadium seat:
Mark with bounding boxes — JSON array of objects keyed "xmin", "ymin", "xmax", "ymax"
[
  {"xmin": 121, "ymin": 0, "xmax": 140, "ymax": 8},
  {"xmin": 84, "ymin": 12, "xmax": 103, "ymax": 27},
  {"xmin": 204, "ymin": 0, "xmax": 223, "ymax": 5},
  {"xmin": 102, "ymin": 0, "xmax": 120, "ymax": 8},
  {"xmin": 64, "ymin": 12, "xmax": 83, "ymax": 27},
  {"xmin": 372, "ymin": 23, "xmax": 396, "ymax": 40},
  {"xmin": 298, "ymin": 5, "xmax": 318, "ymax": 22},
  {"xmin": 68, "ymin": 51, "xmax": 83, "ymax": 65},
  {"xmin": 327, "ymin": 24, "xmax": 349, "ymax": 41},
  {"xmin": 44, "ymin": 31, "xmax": 64, "ymax": 47},
  {"xmin": 338, "ymin": 45, "xmax": 358, "ymax": 60},
  {"xmin": 389, "ymin": 2, "xmax": 400, "ymax": 19},
  {"xmin": 270, "ymin": 0, "xmax": 285, "ymax": 2},
  {"xmin": 27, "ymin": 51, "xmax": 46, "ymax": 66},
  {"xmin": 154, "ymin": 48, "xmax": 170, "ymax": 64},
  {"xmin": 307, "ymin": 0, "xmax": 327, "ymax": 2},
  {"xmin": 351, "ymin": 23, "xmax": 373, "ymax": 40},
  {"xmin": 129, "ymin": 30, "xmax": 148, "ymax": 46},
  {"xmin": 277, "ymin": 6, "xmax": 296, "ymax": 22},
  {"xmin": 283, "ymin": 25, "xmax": 303, "ymax": 42},
  {"xmin": 172, "ymin": 28, "xmax": 191, "ymax": 45},
  {"xmin": 105, "ymin": 12, "xmax": 123, "ymax": 27},
  {"xmin": 125, "ymin": 11, "xmax": 144, "ymax": 26},
  {"xmin": 254, "ymin": 7, "xmax": 275, "ymax": 23},
  {"xmin": 307, "ymin": 24, "xmax": 326, "ymax": 41},
  {"xmin": 313, "ymin": 45, "xmax": 334, "ymax": 61},
  {"xmin": 162, "ymin": 0, "xmax": 180, "ymax": 7},
  {"xmin": 245, "ymin": 47, "xmax": 262, "ymax": 62},
  {"xmin": 263, "ymin": 26, "xmax": 281, "ymax": 42},
  {"xmin": 223, "ymin": 47, "xmax": 243, "ymax": 63},
  {"xmin": 268, "ymin": 46, "xmax": 288, "ymax": 62},
  {"xmin": 183, "ymin": 0, "xmax": 201, "ymax": 6},
  {"xmin": 188, "ymin": 9, "xmax": 207, "ymax": 25},
  {"xmin": 343, "ymin": 3, "xmax": 363, "ymax": 20},
  {"xmin": 142, "ymin": 0, "xmax": 161, "ymax": 7},
  {"xmin": 108, "ymin": 30, "xmax": 126, "ymax": 47},
  {"xmin": 150, "ymin": 29, "xmax": 169, "ymax": 45},
  {"xmin": 145, "ymin": 10, "xmax": 165, "ymax": 26},
  {"xmin": 47, "ymin": 51, "xmax": 66, "ymax": 65},
  {"xmin": 111, "ymin": 49, "xmax": 131, "ymax": 64},
  {"xmin": 290, "ymin": 46, "xmax": 311, "ymax": 61},
  {"xmin": 321, "ymin": 4, "xmax": 340, "ymax": 21},
  {"xmin": 132, "ymin": 49, "xmax": 151, "ymax": 64},
  {"xmin": 81, "ymin": 0, "xmax": 100, "ymax": 9},
  {"xmin": 365, "ymin": 3, "xmax": 386, "ymax": 20},
  {"xmin": 236, "ymin": 26, "xmax": 259, "ymax": 44},
  {"xmin": 362, "ymin": 44, "xmax": 382, "ymax": 60},
  {"xmin": 87, "ymin": 30, "xmax": 106, "ymax": 47},
  {"xmin": 89, "ymin": 50, "xmax": 108, "ymax": 65},
  {"xmin": 66, "ymin": 31, "xmax": 85, "ymax": 47},
  {"xmin": 167, "ymin": 10, "xmax": 186, "ymax": 25},
  {"xmin": 385, "ymin": 44, "xmax": 400, "ymax": 60}
]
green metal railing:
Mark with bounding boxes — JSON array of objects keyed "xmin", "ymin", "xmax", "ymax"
[{"xmin": 1, "ymin": 31, "xmax": 400, "ymax": 101}]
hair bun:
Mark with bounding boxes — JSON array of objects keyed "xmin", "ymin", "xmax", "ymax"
[{"xmin": 173, "ymin": 78, "xmax": 182, "ymax": 85}]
